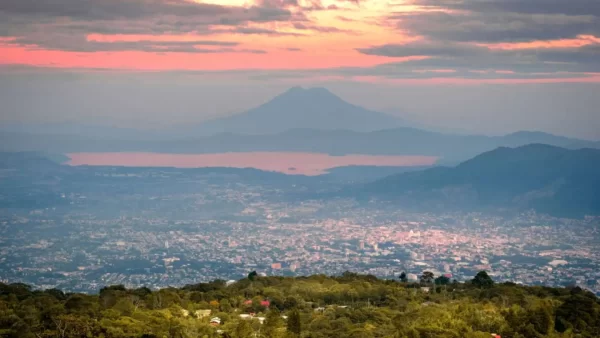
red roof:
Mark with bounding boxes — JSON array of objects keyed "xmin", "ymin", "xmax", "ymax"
[{"xmin": 244, "ymin": 300, "xmax": 270, "ymax": 307}]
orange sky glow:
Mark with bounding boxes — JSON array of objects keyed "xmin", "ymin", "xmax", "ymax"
[{"xmin": 1, "ymin": 0, "xmax": 598, "ymax": 83}]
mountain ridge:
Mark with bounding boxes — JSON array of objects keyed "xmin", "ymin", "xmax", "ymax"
[
  {"xmin": 2, "ymin": 127, "xmax": 599, "ymax": 165},
  {"xmin": 360, "ymin": 144, "xmax": 600, "ymax": 217}
]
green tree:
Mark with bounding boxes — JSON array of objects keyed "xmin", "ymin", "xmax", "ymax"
[
  {"xmin": 471, "ymin": 271, "xmax": 494, "ymax": 289},
  {"xmin": 555, "ymin": 290, "xmax": 600, "ymax": 333},
  {"xmin": 248, "ymin": 271, "xmax": 258, "ymax": 282},
  {"xmin": 113, "ymin": 298, "xmax": 137, "ymax": 316},
  {"xmin": 420, "ymin": 271, "xmax": 434, "ymax": 285},
  {"xmin": 264, "ymin": 307, "xmax": 284, "ymax": 337},
  {"xmin": 435, "ymin": 276, "xmax": 450, "ymax": 285},
  {"xmin": 220, "ymin": 298, "xmax": 232, "ymax": 312},
  {"xmin": 399, "ymin": 272, "xmax": 408, "ymax": 283},
  {"xmin": 529, "ymin": 304, "xmax": 553, "ymax": 335},
  {"xmin": 234, "ymin": 319, "xmax": 254, "ymax": 338},
  {"xmin": 251, "ymin": 296, "xmax": 266, "ymax": 313},
  {"xmin": 286, "ymin": 309, "xmax": 301, "ymax": 336},
  {"xmin": 283, "ymin": 297, "xmax": 299, "ymax": 310}
]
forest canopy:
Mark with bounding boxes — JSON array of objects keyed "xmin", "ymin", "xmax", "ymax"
[{"xmin": 0, "ymin": 271, "xmax": 599, "ymax": 338}]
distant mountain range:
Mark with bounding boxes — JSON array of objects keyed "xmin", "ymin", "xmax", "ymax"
[
  {"xmin": 3, "ymin": 145, "xmax": 600, "ymax": 217},
  {"xmin": 2, "ymin": 86, "xmax": 598, "ymax": 164},
  {"xmin": 359, "ymin": 144, "xmax": 600, "ymax": 217},
  {"xmin": 1, "ymin": 87, "xmax": 407, "ymax": 138},
  {"xmin": 2, "ymin": 127, "xmax": 599, "ymax": 165}
]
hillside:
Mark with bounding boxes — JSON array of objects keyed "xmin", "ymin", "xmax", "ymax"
[
  {"xmin": 1, "ymin": 272, "xmax": 598, "ymax": 338},
  {"xmin": 362, "ymin": 145, "xmax": 600, "ymax": 217}
]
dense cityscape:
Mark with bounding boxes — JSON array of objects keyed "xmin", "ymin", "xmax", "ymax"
[{"xmin": 2, "ymin": 166, "xmax": 599, "ymax": 295}]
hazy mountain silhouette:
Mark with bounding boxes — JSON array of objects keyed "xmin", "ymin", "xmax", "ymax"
[
  {"xmin": 188, "ymin": 87, "xmax": 406, "ymax": 135},
  {"xmin": 0, "ymin": 122, "xmax": 169, "ymax": 140},
  {"xmin": 0, "ymin": 152, "xmax": 65, "ymax": 171},
  {"xmin": 360, "ymin": 144, "xmax": 600, "ymax": 217},
  {"xmin": 3, "ymin": 126, "xmax": 598, "ymax": 165}
]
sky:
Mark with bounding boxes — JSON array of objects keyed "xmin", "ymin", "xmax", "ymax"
[{"xmin": 1, "ymin": 0, "xmax": 599, "ymax": 139}]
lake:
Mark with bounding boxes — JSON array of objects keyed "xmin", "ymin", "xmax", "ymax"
[{"xmin": 67, "ymin": 152, "xmax": 438, "ymax": 175}]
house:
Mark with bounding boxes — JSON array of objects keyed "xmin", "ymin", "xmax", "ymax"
[
  {"xmin": 210, "ymin": 317, "xmax": 221, "ymax": 326},
  {"xmin": 239, "ymin": 313, "xmax": 266, "ymax": 324},
  {"xmin": 195, "ymin": 309, "xmax": 211, "ymax": 319}
]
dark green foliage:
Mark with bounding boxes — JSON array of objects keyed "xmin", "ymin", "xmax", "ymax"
[
  {"xmin": 435, "ymin": 276, "xmax": 450, "ymax": 285},
  {"xmin": 554, "ymin": 288, "xmax": 600, "ymax": 335},
  {"xmin": 264, "ymin": 307, "xmax": 283, "ymax": 336},
  {"xmin": 287, "ymin": 309, "xmax": 301, "ymax": 336},
  {"xmin": 248, "ymin": 271, "xmax": 258, "ymax": 281},
  {"xmin": 420, "ymin": 271, "xmax": 435, "ymax": 285},
  {"xmin": 0, "ymin": 271, "xmax": 598, "ymax": 338},
  {"xmin": 472, "ymin": 271, "xmax": 494, "ymax": 289}
]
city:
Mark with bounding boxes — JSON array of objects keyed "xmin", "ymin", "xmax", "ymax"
[{"xmin": 2, "ymin": 168, "xmax": 598, "ymax": 295}]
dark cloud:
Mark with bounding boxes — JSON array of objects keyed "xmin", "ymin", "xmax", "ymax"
[
  {"xmin": 330, "ymin": 65, "xmax": 589, "ymax": 80},
  {"xmin": 0, "ymin": 0, "xmax": 303, "ymax": 51},
  {"xmin": 367, "ymin": 0, "xmax": 600, "ymax": 79},
  {"xmin": 0, "ymin": 60, "xmax": 596, "ymax": 81},
  {"xmin": 356, "ymin": 41, "xmax": 600, "ymax": 74},
  {"xmin": 536, "ymin": 43, "xmax": 600, "ymax": 67},
  {"xmin": 357, "ymin": 41, "xmax": 488, "ymax": 58},
  {"xmin": 229, "ymin": 27, "xmax": 304, "ymax": 36},
  {"xmin": 393, "ymin": 11, "xmax": 599, "ymax": 43},
  {"xmin": 0, "ymin": 0, "xmax": 233, "ymax": 21},
  {"xmin": 254, "ymin": 0, "xmax": 332, "ymax": 11},
  {"xmin": 413, "ymin": 0, "xmax": 600, "ymax": 17},
  {"xmin": 391, "ymin": 0, "xmax": 600, "ymax": 43},
  {"xmin": 5, "ymin": 36, "xmax": 255, "ymax": 53},
  {"xmin": 293, "ymin": 22, "xmax": 357, "ymax": 34}
]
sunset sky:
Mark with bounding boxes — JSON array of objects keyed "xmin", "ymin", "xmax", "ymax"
[{"xmin": 1, "ymin": 0, "xmax": 599, "ymax": 138}]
